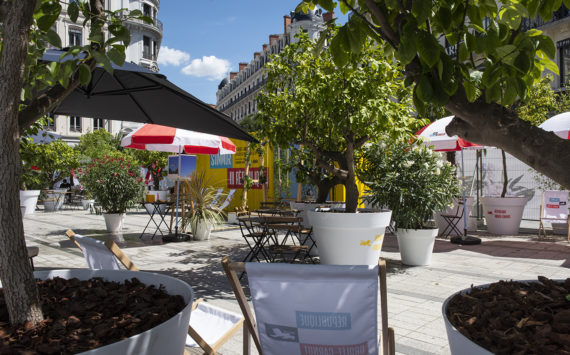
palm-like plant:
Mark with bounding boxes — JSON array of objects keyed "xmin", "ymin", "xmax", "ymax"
[{"xmin": 181, "ymin": 171, "xmax": 226, "ymax": 235}]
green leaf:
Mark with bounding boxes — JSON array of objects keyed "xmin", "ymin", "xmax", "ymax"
[
  {"xmin": 537, "ymin": 36, "xmax": 556, "ymax": 59},
  {"xmin": 495, "ymin": 44, "xmax": 517, "ymax": 59},
  {"xmin": 417, "ymin": 32, "xmax": 441, "ymax": 68},
  {"xmin": 463, "ymin": 80, "xmax": 477, "ymax": 102},
  {"xmin": 68, "ymin": 1, "xmax": 79, "ymax": 22},
  {"xmin": 89, "ymin": 32, "xmax": 105, "ymax": 45},
  {"xmin": 502, "ymin": 79, "xmax": 518, "ymax": 105},
  {"xmin": 514, "ymin": 53, "xmax": 531, "ymax": 74},
  {"xmin": 438, "ymin": 7, "xmax": 452, "ymax": 31},
  {"xmin": 37, "ymin": 13, "xmax": 60, "ymax": 32},
  {"xmin": 92, "ymin": 51, "xmax": 114, "ymax": 74},
  {"xmin": 130, "ymin": 9, "xmax": 143, "ymax": 17},
  {"xmin": 108, "ymin": 25, "xmax": 131, "ymax": 47},
  {"xmin": 107, "ymin": 47, "xmax": 126, "ymax": 67},
  {"xmin": 79, "ymin": 63, "xmax": 92, "ymax": 86},
  {"xmin": 416, "ymin": 75, "xmax": 433, "ymax": 101},
  {"xmin": 566, "ymin": 294, "xmax": 570, "ymax": 302},
  {"xmin": 540, "ymin": 56, "xmax": 560, "ymax": 75},
  {"xmin": 485, "ymin": 82, "xmax": 501, "ymax": 103},
  {"xmin": 330, "ymin": 35, "xmax": 348, "ymax": 67},
  {"xmin": 46, "ymin": 29, "xmax": 62, "ymax": 49},
  {"xmin": 412, "ymin": 0, "xmax": 432, "ymax": 25}
]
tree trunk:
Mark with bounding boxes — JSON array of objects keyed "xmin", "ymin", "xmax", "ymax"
[
  {"xmin": 0, "ymin": 0, "xmax": 44, "ymax": 326},
  {"xmin": 316, "ymin": 179, "xmax": 335, "ymax": 203},
  {"xmin": 501, "ymin": 149, "xmax": 508, "ymax": 198},
  {"xmin": 446, "ymin": 93, "xmax": 570, "ymax": 189},
  {"xmin": 344, "ymin": 142, "xmax": 359, "ymax": 213}
]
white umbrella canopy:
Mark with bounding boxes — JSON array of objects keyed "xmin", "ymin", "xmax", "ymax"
[
  {"xmin": 539, "ymin": 112, "xmax": 570, "ymax": 139},
  {"xmin": 416, "ymin": 116, "xmax": 481, "ymax": 151}
]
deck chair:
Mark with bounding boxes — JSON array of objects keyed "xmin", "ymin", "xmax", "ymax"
[
  {"xmin": 222, "ymin": 256, "xmax": 395, "ymax": 355},
  {"xmin": 538, "ymin": 190, "xmax": 569, "ymax": 242},
  {"xmin": 216, "ymin": 189, "xmax": 236, "ymax": 211},
  {"xmin": 66, "ymin": 230, "xmax": 245, "ymax": 354}
]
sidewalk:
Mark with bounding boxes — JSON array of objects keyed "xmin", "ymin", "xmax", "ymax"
[{"xmin": 22, "ymin": 208, "xmax": 570, "ymax": 355}]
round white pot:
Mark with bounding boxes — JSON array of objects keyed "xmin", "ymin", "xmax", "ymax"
[
  {"xmin": 103, "ymin": 213, "xmax": 125, "ymax": 233},
  {"xmin": 308, "ymin": 209, "xmax": 392, "ymax": 265},
  {"xmin": 396, "ymin": 228, "xmax": 438, "ymax": 266},
  {"xmin": 44, "ymin": 190, "xmax": 67, "ymax": 212},
  {"xmin": 226, "ymin": 212, "xmax": 238, "ymax": 225},
  {"xmin": 82, "ymin": 199, "xmax": 95, "ymax": 210},
  {"xmin": 19, "ymin": 190, "xmax": 41, "ymax": 215},
  {"xmin": 481, "ymin": 196, "xmax": 528, "ymax": 235},
  {"xmin": 33, "ymin": 269, "xmax": 193, "ymax": 355},
  {"xmin": 192, "ymin": 220, "xmax": 212, "ymax": 241},
  {"xmin": 435, "ymin": 197, "xmax": 474, "ymax": 237}
]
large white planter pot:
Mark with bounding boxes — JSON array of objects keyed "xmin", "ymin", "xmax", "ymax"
[
  {"xmin": 32, "ymin": 269, "xmax": 193, "ymax": 355},
  {"xmin": 396, "ymin": 228, "xmax": 438, "ymax": 266},
  {"xmin": 192, "ymin": 220, "xmax": 212, "ymax": 241},
  {"xmin": 103, "ymin": 213, "xmax": 125, "ymax": 233},
  {"xmin": 227, "ymin": 212, "xmax": 238, "ymax": 224},
  {"xmin": 308, "ymin": 209, "xmax": 392, "ymax": 265},
  {"xmin": 19, "ymin": 190, "xmax": 40, "ymax": 215},
  {"xmin": 43, "ymin": 190, "xmax": 66, "ymax": 212},
  {"xmin": 82, "ymin": 199, "xmax": 95, "ymax": 210},
  {"xmin": 481, "ymin": 196, "xmax": 528, "ymax": 235},
  {"xmin": 435, "ymin": 197, "xmax": 474, "ymax": 237}
]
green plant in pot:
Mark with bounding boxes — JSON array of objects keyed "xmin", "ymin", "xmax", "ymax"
[
  {"xmin": 358, "ymin": 138, "xmax": 460, "ymax": 266},
  {"xmin": 181, "ymin": 171, "xmax": 226, "ymax": 241},
  {"xmin": 77, "ymin": 154, "xmax": 144, "ymax": 233}
]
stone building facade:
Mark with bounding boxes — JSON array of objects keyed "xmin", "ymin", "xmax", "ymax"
[{"xmin": 215, "ymin": 7, "xmax": 333, "ymax": 122}]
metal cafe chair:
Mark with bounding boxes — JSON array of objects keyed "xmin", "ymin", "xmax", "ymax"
[{"xmin": 439, "ymin": 201, "xmax": 465, "ymax": 239}]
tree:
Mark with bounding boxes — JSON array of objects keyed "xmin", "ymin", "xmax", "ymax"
[
  {"xmin": 20, "ymin": 139, "xmax": 79, "ymax": 189},
  {"xmin": 0, "ymin": 0, "xmax": 147, "ymax": 326},
  {"xmin": 76, "ymin": 129, "xmax": 123, "ymax": 161},
  {"xmin": 302, "ymin": 0, "xmax": 570, "ymax": 189},
  {"xmin": 256, "ymin": 30, "xmax": 420, "ymax": 212}
]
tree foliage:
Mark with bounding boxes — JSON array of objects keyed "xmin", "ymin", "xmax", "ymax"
[{"xmin": 257, "ymin": 29, "xmax": 422, "ymax": 212}]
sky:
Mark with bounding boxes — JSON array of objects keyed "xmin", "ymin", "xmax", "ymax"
[{"xmin": 156, "ymin": 1, "xmax": 348, "ymax": 105}]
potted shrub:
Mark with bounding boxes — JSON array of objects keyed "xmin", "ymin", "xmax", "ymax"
[
  {"xmin": 76, "ymin": 155, "xmax": 144, "ymax": 233},
  {"xmin": 181, "ymin": 171, "xmax": 226, "ymax": 241},
  {"xmin": 358, "ymin": 139, "xmax": 461, "ymax": 266}
]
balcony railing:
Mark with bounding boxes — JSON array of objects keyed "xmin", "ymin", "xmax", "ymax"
[
  {"xmin": 142, "ymin": 49, "xmax": 156, "ymax": 61},
  {"xmin": 521, "ymin": 5, "xmax": 569, "ymax": 31}
]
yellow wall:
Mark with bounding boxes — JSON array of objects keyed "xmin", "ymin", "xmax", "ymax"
[{"xmin": 196, "ymin": 139, "xmax": 274, "ymax": 212}]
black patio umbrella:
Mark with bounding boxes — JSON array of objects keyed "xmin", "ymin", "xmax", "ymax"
[{"xmin": 42, "ymin": 49, "xmax": 255, "ymax": 142}]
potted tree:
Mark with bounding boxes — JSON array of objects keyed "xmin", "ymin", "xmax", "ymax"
[
  {"xmin": 181, "ymin": 171, "xmax": 226, "ymax": 241},
  {"xmin": 77, "ymin": 154, "xmax": 144, "ymax": 233},
  {"xmin": 257, "ymin": 30, "xmax": 420, "ymax": 264},
  {"xmin": 358, "ymin": 139, "xmax": 461, "ymax": 266}
]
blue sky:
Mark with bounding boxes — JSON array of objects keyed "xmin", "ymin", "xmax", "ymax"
[{"xmin": 157, "ymin": 1, "xmax": 348, "ymax": 105}]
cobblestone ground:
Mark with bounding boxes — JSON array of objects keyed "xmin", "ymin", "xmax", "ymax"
[{"xmin": 21, "ymin": 207, "xmax": 570, "ymax": 355}]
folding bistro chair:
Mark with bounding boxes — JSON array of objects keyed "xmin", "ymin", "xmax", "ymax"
[
  {"xmin": 538, "ymin": 190, "xmax": 569, "ymax": 242},
  {"xmin": 262, "ymin": 216, "xmax": 314, "ymax": 263},
  {"xmin": 66, "ymin": 230, "xmax": 245, "ymax": 354},
  {"xmin": 237, "ymin": 216, "xmax": 271, "ymax": 264},
  {"xmin": 222, "ymin": 256, "xmax": 395, "ymax": 355},
  {"xmin": 439, "ymin": 201, "xmax": 464, "ymax": 239}
]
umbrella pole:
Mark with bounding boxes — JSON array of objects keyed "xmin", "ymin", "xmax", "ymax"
[
  {"xmin": 451, "ymin": 148, "xmax": 481, "ymax": 245},
  {"xmin": 163, "ymin": 148, "xmax": 190, "ymax": 243}
]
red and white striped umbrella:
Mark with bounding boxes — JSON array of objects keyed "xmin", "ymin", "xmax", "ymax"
[
  {"xmin": 121, "ymin": 124, "xmax": 236, "ymax": 155},
  {"xmin": 539, "ymin": 112, "xmax": 570, "ymax": 139},
  {"xmin": 416, "ymin": 116, "xmax": 481, "ymax": 151}
]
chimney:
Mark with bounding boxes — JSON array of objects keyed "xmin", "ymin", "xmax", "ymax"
[
  {"xmin": 269, "ymin": 34, "xmax": 279, "ymax": 46},
  {"xmin": 239, "ymin": 62, "xmax": 248, "ymax": 72},
  {"xmin": 254, "ymin": 52, "xmax": 261, "ymax": 59},
  {"xmin": 230, "ymin": 72, "xmax": 237, "ymax": 80},
  {"xmin": 263, "ymin": 44, "xmax": 268, "ymax": 51},
  {"xmin": 323, "ymin": 12, "xmax": 334, "ymax": 22},
  {"xmin": 283, "ymin": 15, "xmax": 291, "ymax": 34}
]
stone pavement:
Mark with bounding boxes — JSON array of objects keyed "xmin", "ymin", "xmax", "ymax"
[{"xmin": 22, "ymin": 207, "xmax": 570, "ymax": 355}]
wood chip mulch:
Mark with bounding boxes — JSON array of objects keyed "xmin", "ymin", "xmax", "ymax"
[
  {"xmin": 446, "ymin": 276, "xmax": 570, "ymax": 355},
  {"xmin": 0, "ymin": 277, "xmax": 186, "ymax": 354}
]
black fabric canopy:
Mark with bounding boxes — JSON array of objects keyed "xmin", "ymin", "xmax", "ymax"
[{"xmin": 43, "ymin": 50, "xmax": 255, "ymax": 142}]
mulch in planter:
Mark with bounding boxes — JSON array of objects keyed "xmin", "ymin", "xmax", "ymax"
[
  {"xmin": 447, "ymin": 276, "xmax": 570, "ymax": 355},
  {"xmin": 0, "ymin": 277, "xmax": 186, "ymax": 354}
]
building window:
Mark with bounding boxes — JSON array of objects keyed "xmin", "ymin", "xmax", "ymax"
[
  {"xmin": 93, "ymin": 118, "xmax": 105, "ymax": 130},
  {"xmin": 143, "ymin": 36, "xmax": 152, "ymax": 60},
  {"xmin": 69, "ymin": 28, "xmax": 82, "ymax": 46},
  {"xmin": 70, "ymin": 116, "xmax": 81, "ymax": 132},
  {"xmin": 558, "ymin": 39, "xmax": 570, "ymax": 87},
  {"xmin": 44, "ymin": 114, "xmax": 55, "ymax": 131},
  {"xmin": 143, "ymin": 3, "xmax": 152, "ymax": 19}
]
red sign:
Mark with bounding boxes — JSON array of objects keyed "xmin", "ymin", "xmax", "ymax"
[{"xmin": 227, "ymin": 168, "xmax": 267, "ymax": 189}]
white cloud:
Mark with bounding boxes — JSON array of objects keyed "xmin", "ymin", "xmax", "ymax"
[
  {"xmin": 181, "ymin": 56, "xmax": 231, "ymax": 81},
  {"xmin": 157, "ymin": 46, "xmax": 190, "ymax": 66}
]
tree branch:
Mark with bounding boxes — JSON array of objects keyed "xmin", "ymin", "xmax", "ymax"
[{"xmin": 362, "ymin": 0, "xmax": 400, "ymax": 47}]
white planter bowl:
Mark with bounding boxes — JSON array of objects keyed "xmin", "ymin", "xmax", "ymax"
[
  {"xmin": 309, "ymin": 209, "xmax": 392, "ymax": 265},
  {"xmin": 481, "ymin": 196, "xmax": 528, "ymax": 235},
  {"xmin": 103, "ymin": 213, "xmax": 125, "ymax": 233},
  {"xmin": 43, "ymin": 190, "xmax": 66, "ymax": 212},
  {"xmin": 19, "ymin": 190, "xmax": 41, "ymax": 215},
  {"xmin": 192, "ymin": 220, "xmax": 212, "ymax": 241},
  {"xmin": 33, "ymin": 269, "xmax": 193, "ymax": 355},
  {"xmin": 82, "ymin": 199, "xmax": 95, "ymax": 210},
  {"xmin": 396, "ymin": 228, "xmax": 438, "ymax": 266}
]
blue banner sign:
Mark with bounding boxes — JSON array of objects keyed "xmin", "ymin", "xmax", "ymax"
[{"xmin": 210, "ymin": 154, "xmax": 233, "ymax": 169}]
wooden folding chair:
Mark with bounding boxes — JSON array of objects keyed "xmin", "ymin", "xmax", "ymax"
[
  {"xmin": 66, "ymin": 230, "xmax": 245, "ymax": 354},
  {"xmin": 222, "ymin": 256, "xmax": 396, "ymax": 355}
]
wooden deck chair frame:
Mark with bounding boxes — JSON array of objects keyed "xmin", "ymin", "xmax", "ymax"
[
  {"xmin": 537, "ymin": 191, "xmax": 570, "ymax": 242},
  {"xmin": 221, "ymin": 256, "xmax": 396, "ymax": 355},
  {"xmin": 66, "ymin": 230, "xmax": 244, "ymax": 354}
]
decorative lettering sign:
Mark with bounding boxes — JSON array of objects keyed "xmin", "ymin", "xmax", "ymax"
[
  {"xmin": 210, "ymin": 154, "xmax": 233, "ymax": 169},
  {"xmin": 227, "ymin": 168, "xmax": 268, "ymax": 189}
]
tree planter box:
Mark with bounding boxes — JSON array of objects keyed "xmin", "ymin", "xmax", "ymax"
[
  {"xmin": 33, "ymin": 269, "xmax": 193, "ymax": 355},
  {"xmin": 308, "ymin": 209, "xmax": 391, "ymax": 265},
  {"xmin": 19, "ymin": 190, "xmax": 41, "ymax": 215},
  {"xmin": 481, "ymin": 196, "xmax": 528, "ymax": 235}
]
